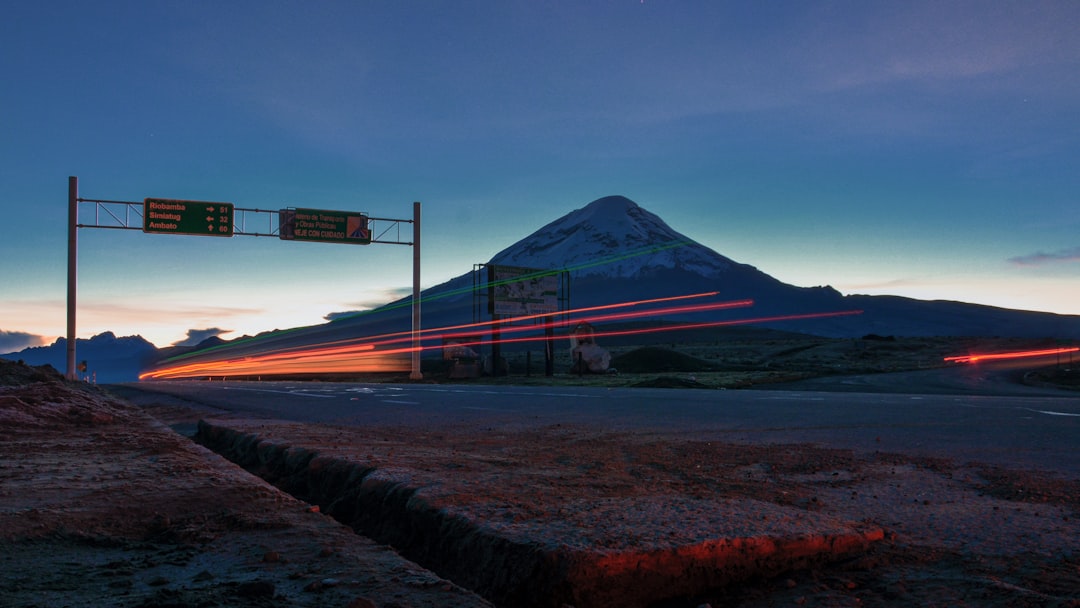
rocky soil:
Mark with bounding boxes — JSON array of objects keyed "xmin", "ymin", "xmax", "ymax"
[
  {"xmin": 0, "ymin": 361, "xmax": 490, "ymax": 608},
  {"xmin": 2, "ymin": 359, "xmax": 1078, "ymax": 607},
  {"xmin": 186, "ymin": 418, "xmax": 1080, "ymax": 607}
]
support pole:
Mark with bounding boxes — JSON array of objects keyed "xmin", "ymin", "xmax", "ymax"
[
  {"xmin": 409, "ymin": 201, "xmax": 423, "ymax": 380},
  {"xmin": 545, "ymin": 315, "xmax": 555, "ymax": 377},
  {"xmin": 66, "ymin": 176, "xmax": 78, "ymax": 380},
  {"xmin": 491, "ymin": 315, "xmax": 502, "ymax": 376}
]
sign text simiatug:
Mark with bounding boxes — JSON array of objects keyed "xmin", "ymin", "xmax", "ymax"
[{"xmin": 143, "ymin": 198, "xmax": 234, "ymax": 237}]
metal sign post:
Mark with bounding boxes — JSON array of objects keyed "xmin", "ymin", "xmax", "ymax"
[
  {"xmin": 411, "ymin": 201, "xmax": 422, "ymax": 380},
  {"xmin": 66, "ymin": 177, "xmax": 78, "ymax": 380}
]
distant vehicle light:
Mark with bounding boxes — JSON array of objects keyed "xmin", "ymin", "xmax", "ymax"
[{"xmin": 944, "ymin": 347, "xmax": 1079, "ymax": 364}]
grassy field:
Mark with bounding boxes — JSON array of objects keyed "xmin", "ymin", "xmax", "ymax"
[{"xmin": 390, "ymin": 328, "xmax": 1079, "ymax": 390}]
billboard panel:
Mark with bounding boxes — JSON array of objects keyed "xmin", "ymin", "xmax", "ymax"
[
  {"xmin": 489, "ymin": 265, "xmax": 559, "ymax": 317},
  {"xmin": 143, "ymin": 198, "xmax": 233, "ymax": 237},
  {"xmin": 279, "ymin": 208, "xmax": 370, "ymax": 244}
]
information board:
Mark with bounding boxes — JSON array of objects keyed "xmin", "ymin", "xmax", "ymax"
[
  {"xmin": 143, "ymin": 198, "xmax": 233, "ymax": 237},
  {"xmin": 279, "ymin": 208, "xmax": 370, "ymax": 244},
  {"xmin": 488, "ymin": 265, "xmax": 559, "ymax": 317}
]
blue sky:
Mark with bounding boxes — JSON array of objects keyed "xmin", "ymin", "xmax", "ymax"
[{"xmin": 2, "ymin": 1, "xmax": 1078, "ymax": 350}]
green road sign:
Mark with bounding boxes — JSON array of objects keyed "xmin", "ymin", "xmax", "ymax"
[
  {"xmin": 279, "ymin": 207, "xmax": 370, "ymax": 244},
  {"xmin": 143, "ymin": 198, "xmax": 234, "ymax": 236}
]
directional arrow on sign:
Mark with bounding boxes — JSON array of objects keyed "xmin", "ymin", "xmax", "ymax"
[{"xmin": 143, "ymin": 198, "xmax": 234, "ymax": 237}]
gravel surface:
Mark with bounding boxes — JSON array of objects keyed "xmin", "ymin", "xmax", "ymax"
[
  {"xmin": 188, "ymin": 416, "xmax": 1080, "ymax": 607},
  {"xmin": 0, "ymin": 362, "xmax": 490, "ymax": 608},
  {"xmin": 2, "ymin": 360, "xmax": 1078, "ymax": 607}
]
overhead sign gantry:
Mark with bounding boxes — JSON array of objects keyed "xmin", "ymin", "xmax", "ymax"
[{"xmin": 66, "ymin": 177, "xmax": 422, "ymax": 381}]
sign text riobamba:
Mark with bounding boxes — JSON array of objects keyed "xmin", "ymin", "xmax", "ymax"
[
  {"xmin": 279, "ymin": 208, "xmax": 370, "ymax": 244},
  {"xmin": 142, "ymin": 198, "xmax": 234, "ymax": 236}
]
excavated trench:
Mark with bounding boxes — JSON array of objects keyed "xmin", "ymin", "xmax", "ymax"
[{"xmin": 195, "ymin": 420, "xmax": 884, "ymax": 608}]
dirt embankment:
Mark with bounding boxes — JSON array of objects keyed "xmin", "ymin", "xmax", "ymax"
[
  {"xmin": 187, "ymin": 416, "xmax": 1080, "ymax": 608},
  {"xmin": 3, "ymin": 359, "xmax": 1079, "ymax": 607},
  {"xmin": 0, "ymin": 361, "xmax": 490, "ymax": 608},
  {"xmin": 194, "ymin": 420, "xmax": 883, "ymax": 608}
]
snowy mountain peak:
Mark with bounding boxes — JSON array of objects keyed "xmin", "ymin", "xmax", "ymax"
[
  {"xmin": 575, "ymin": 195, "xmax": 639, "ymax": 219},
  {"xmin": 489, "ymin": 195, "xmax": 737, "ymax": 278}
]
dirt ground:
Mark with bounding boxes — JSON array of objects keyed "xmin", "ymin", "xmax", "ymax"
[
  {"xmin": 2, "ymin": 359, "xmax": 1079, "ymax": 607},
  {"xmin": 184, "ymin": 416, "xmax": 1080, "ymax": 608},
  {"xmin": 0, "ymin": 362, "xmax": 490, "ymax": 608}
]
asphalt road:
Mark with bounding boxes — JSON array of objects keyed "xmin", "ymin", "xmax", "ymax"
[
  {"xmin": 116, "ymin": 361, "xmax": 1080, "ymax": 479},
  {"xmin": 755, "ymin": 356, "xmax": 1079, "ymax": 397}
]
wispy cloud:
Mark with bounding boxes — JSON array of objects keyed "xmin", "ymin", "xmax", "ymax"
[
  {"xmin": 324, "ymin": 311, "xmax": 363, "ymax": 322},
  {"xmin": 81, "ymin": 301, "xmax": 265, "ymax": 322},
  {"xmin": 0, "ymin": 330, "xmax": 48, "ymax": 354},
  {"xmin": 172, "ymin": 327, "xmax": 232, "ymax": 347},
  {"xmin": 1009, "ymin": 246, "xmax": 1080, "ymax": 266},
  {"xmin": 837, "ymin": 277, "xmax": 930, "ymax": 292},
  {"xmin": 324, "ymin": 287, "xmax": 415, "ymax": 321},
  {"xmin": 806, "ymin": 2, "xmax": 1080, "ymax": 89}
]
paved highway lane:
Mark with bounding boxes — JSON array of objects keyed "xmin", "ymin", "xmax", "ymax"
[
  {"xmin": 756, "ymin": 357, "xmax": 1078, "ymax": 397},
  {"xmin": 117, "ymin": 376, "xmax": 1080, "ymax": 478}
]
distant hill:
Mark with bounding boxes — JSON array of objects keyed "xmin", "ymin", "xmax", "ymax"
[{"xmin": 0, "ymin": 332, "xmax": 158, "ymax": 383}]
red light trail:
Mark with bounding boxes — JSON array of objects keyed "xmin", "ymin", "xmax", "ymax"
[
  {"xmin": 158, "ymin": 291, "xmax": 728, "ymax": 366},
  {"xmin": 944, "ymin": 347, "xmax": 1079, "ymax": 364},
  {"xmin": 423, "ymin": 309, "xmax": 865, "ymax": 353},
  {"xmin": 572, "ymin": 310, "xmax": 864, "ymax": 341},
  {"xmin": 141, "ymin": 293, "xmax": 748, "ymax": 379},
  {"xmin": 140, "ymin": 292, "xmax": 863, "ymax": 380}
]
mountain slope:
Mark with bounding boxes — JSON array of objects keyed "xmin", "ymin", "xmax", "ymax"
[
  {"xmin": 318, "ymin": 195, "xmax": 1079, "ymax": 341},
  {"xmin": 481, "ymin": 195, "xmax": 849, "ymax": 333},
  {"xmin": 489, "ymin": 195, "xmax": 738, "ymax": 278}
]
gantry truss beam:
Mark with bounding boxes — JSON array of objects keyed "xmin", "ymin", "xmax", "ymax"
[{"xmin": 75, "ymin": 198, "xmax": 415, "ymax": 245}]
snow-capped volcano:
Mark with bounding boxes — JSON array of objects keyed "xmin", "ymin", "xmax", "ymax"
[
  {"xmin": 489, "ymin": 195, "xmax": 735, "ymax": 278},
  {"xmin": 485, "ymin": 195, "xmax": 821, "ymax": 320},
  {"xmin": 480, "ymin": 195, "xmax": 1080, "ymax": 339}
]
